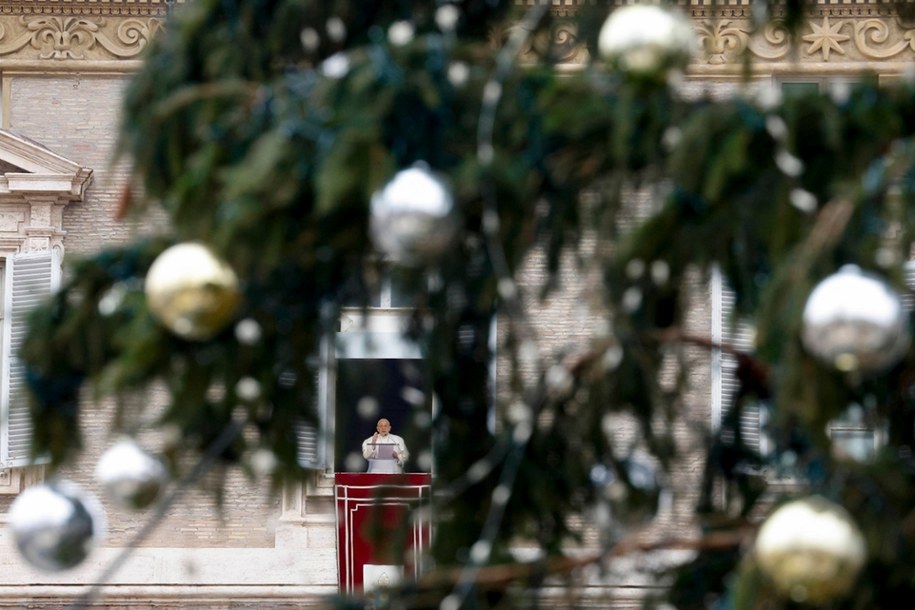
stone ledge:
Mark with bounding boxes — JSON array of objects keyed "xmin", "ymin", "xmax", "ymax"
[
  {"xmin": 0, "ymin": 584, "xmax": 337, "ymax": 609},
  {"xmin": 0, "ymin": 542, "xmax": 338, "ymax": 586}
]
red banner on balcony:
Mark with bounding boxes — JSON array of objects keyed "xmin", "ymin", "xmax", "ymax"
[{"xmin": 334, "ymin": 473, "xmax": 433, "ymax": 595}]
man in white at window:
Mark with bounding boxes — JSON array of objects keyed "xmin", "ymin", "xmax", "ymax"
[{"xmin": 362, "ymin": 418, "xmax": 409, "ymax": 474}]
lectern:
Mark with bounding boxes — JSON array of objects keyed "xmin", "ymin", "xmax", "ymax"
[{"xmin": 334, "ymin": 473, "xmax": 432, "ymax": 594}]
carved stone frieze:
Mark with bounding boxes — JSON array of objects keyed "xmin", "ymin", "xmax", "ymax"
[
  {"xmin": 0, "ymin": 0, "xmax": 174, "ymax": 62},
  {"xmin": 0, "ymin": 1, "xmax": 176, "ymax": 18},
  {"xmin": 512, "ymin": 13, "xmax": 915, "ymax": 69},
  {"xmin": 697, "ymin": 16, "xmax": 915, "ymax": 65},
  {"xmin": 0, "ymin": 14, "xmax": 162, "ymax": 60},
  {"xmin": 0, "ymin": 1, "xmax": 909, "ymax": 69}
]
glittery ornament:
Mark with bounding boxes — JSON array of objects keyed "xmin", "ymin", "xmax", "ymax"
[
  {"xmin": 598, "ymin": 4, "xmax": 695, "ymax": 79},
  {"xmin": 145, "ymin": 242, "xmax": 241, "ymax": 341},
  {"xmin": 369, "ymin": 164, "xmax": 458, "ymax": 264},
  {"xmin": 801, "ymin": 265, "xmax": 910, "ymax": 373},
  {"xmin": 7, "ymin": 480, "xmax": 106, "ymax": 572},
  {"xmin": 754, "ymin": 495, "xmax": 866, "ymax": 604},
  {"xmin": 95, "ymin": 438, "xmax": 168, "ymax": 510}
]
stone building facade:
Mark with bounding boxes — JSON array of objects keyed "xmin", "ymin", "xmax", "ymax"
[{"xmin": 0, "ymin": 1, "xmax": 907, "ymax": 608}]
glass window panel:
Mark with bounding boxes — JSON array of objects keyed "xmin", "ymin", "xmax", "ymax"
[
  {"xmin": 781, "ymin": 81, "xmax": 821, "ymax": 97},
  {"xmin": 387, "ymin": 273, "xmax": 414, "ymax": 308},
  {"xmin": 830, "ymin": 428, "xmax": 877, "ymax": 462}
]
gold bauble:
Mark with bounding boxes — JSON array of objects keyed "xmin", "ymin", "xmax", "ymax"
[
  {"xmin": 753, "ymin": 495, "xmax": 866, "ymax": 605},
  {"xmin": 144, "ymin": 242, "xmax": 241, "ymax": 341}
]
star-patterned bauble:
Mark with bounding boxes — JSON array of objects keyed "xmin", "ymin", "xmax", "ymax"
[
  {"xmin": 95, "ymin": 438, "xmax": 168, "ymax": 510},
  {"xmin": 7, "ymin": 480, "xmax": 106, "ymax": 572},
  {"xmin": 801, "ymin": 265, "xmax": 910, "ymax": 373},
  {"xmin": 369, "ymin": 164, "xmax": 458, "ymax": 264},
  {"xmin": 597, "ymin": 4, "xmax": 696, "ymax": 80},
  {"xmin": 145, "ymin": 242, "xmax": 241, "ymax": 341},
  {"xmin": 753, "ymin": 495, "xmax": 866, "ymax": 604}
]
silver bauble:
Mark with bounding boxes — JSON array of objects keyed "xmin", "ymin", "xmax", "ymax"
[
  {"xmin": 145, "ymin": 242, "xmax": 241, "ymax": 341},
  {"xmin": 753, "ymin": 495, "xmax": 866, "ymax": 604},
  {"xmin": 801, "ymin": 265, "xmax": 910, "ymax": 372},
  {"xmin": 7, "ymin": 480, "xmax": 106, "ymax": 572},
  {"xmin": 597, "ymin": 4, "xmax": 695, "ymax": 79},
  {"xmin": 591, "ymin": 452, "xmax": 663, "ymax": 528},
  {"xmin": 369, "ymin": 164, "xmax": 458, "ymax": 264},
  {"xmin": 95, "ymin": 438, "xmax": 168, "ymax": 510}
]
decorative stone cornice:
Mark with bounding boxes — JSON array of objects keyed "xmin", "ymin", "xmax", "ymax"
[
  {"xmin": 0, "ymin": 14, "xmax": 164, "ymax": 60},
  {"xmin": 0, "ymin": 129, "xmax": 93, "ymax": 254},
  {"xmin": 0, "ymin": 1, "xmax": 909, "ymax": 71},
  {"xmin": 697, "ymin": 15, "xmax": 915, "ymax": 65},
  {"xmin": 0, "ymin": 0, "xmax": 181, "ymax": 63},
  {"xmin": 0, "ymin": 1, "xmax": 178, "ymax": 18},
  {"xmin": 512, "ymin": 3, "xmax": 915, "ymax": 72}
]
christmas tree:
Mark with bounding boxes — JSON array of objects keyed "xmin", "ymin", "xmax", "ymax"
[{"xmin": 12, "ymin": 0, "xmax": 915, "ymax": 608}]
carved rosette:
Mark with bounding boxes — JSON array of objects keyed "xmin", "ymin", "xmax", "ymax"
[
  {"xmin": 696, "ymin": 16, "xmax": 915, "ymax": 64},
  {"xmin": 507, "ymin": 18, "xmax": 590, "ymax": 65}
]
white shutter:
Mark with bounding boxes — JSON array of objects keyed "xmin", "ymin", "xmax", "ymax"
[
  {"xmin": 1, "ymin": 250, "xmax": 59, "ymax": 467},
  {"xmin": 711, "ymin": 266, "xmax": 766, "ymax": 455},
  {"xmin": 297, "ymin": 337, "xmax": 329, "ymax": 470},
  {"xmin": 297, "ymin": 420, "xmax": 323, "ymax": 469}
]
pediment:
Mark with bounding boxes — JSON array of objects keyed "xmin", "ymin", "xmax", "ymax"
[{"xmin": 0, "ymin": 129, "xmax": 92, "ymax": 200}]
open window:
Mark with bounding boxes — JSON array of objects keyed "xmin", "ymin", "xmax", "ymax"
[
  {"xmin": 298, "ymin": 267, "xmax": 434, "ymax": 475},
  {"xmin": 332, "ymin": 308, "xmax": 427, "ymax": 473},
  {"xmin": 776, "ymin": 75, "xmax": 859, "ymax": 100}
]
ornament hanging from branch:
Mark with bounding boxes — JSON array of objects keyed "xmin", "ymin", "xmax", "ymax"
[
  {"xmin": 7, "ymin": 480, "xmax": 106, "ymax": 572},
  {"xmin": 95, "ymin": 438, "xmax": 169, "ymax": 511},
  {"xmin": 753, "ymin": 495, "xmax": 866, "ymax": 604},
  {"xmin": 801, "ymin": 265, "xmax": 910, "ymax": 373},
  {"xmin": 369, "ymin": 163, "xmax": 459, "ymax": 265},
  {"xmin": 597, "ymin": 3, "xmax": 696, "ymax": 80},
  {"xmin": 144, "ymin": 242, "xmax": 241, "ymax": 341},
  {"xmin": 590, "ymin": 451, "xmax": 664, "ymax": 531}
]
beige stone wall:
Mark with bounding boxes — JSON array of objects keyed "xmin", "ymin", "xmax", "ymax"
[
  {"xmin": 9, "ymin": 75, "xmax": 136, "ymax": 251},
  {"xmin": 0, "ymin": 11, "xmax": 290, "ymax": 564},
  {"xmin": 0, "ymin": 0, "xmax": 909, "ymax": 607},
  {"xmin": 4, "ymin": 71, "xmax": 284, "ymax": 549}
]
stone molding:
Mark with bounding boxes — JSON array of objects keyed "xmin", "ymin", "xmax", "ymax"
[
  {"xmin": 0, "ymin": 1, "xmax": 177, "ymax": 18},
  {"xmin": 516, "ymin": 2, "xmax": 915, "ymax": 73},
  {"xmin": 0, "ymin": 0, "xmax": 182, "ymax": 65},
  {"xmin": 0, "ymin": 585, "xmax": 337, "ymax": 609},
  {"xmin": 0, "ymin": 129, "xmax": 92, "ymax": 255},
  {"xmin": 0, "ymin": 1, "xmax": 908, "ymax": 72},
  {"xmin": 697, "ymin": 14, "xmax": 915, "ymax": 65},
  {"xmin": 0, "ymin": 13, "xmax": 164, "ymax": 61}
]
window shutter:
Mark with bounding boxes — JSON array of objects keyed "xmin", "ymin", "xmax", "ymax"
[
  {"xmin": 1, "ymin": 250, "xmax": 59, "ymax": 467},
  {"xmin": 296, "ymin": 339, "xmax": 329, "ymax": 470},
  {"xmin": 296, "ymin": 420, "xmax": 323, "ymax": 469},
  {"xmin": 711, "ymin": 267, "xmax": 765, "ymax": 455}
]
